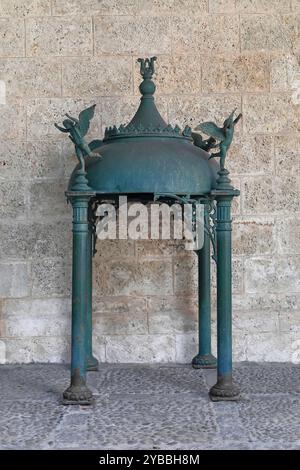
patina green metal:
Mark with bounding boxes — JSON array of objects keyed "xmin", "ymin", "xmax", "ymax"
[
  {"xmin": 63, "ymin": 193, "xmax": 94, "ymax": 405},
  {"xmin": 67, "ymin": 56, "xmax": 218, "ymax": 196},
  {"xmin": 86, "ymin": 209, "xmax": 99, "ymax": 372},
  {"xmin": 195, "ymin": 109, "xmax": 242, "ymax": 171},
  {"xmin": 191, "ymin": 132, "xmax": 216, "ymax": 153},
  {"xmin": 55, "ymin": 105, "xmax": 102, "ymax": 172},
  {"xmin": 192, "ymin": 202, "xmax": 217, "ymax": 369},
  {"xmin": 209, "ymin": 186, "xmax": 240, "ymax": 401},
  {"xmin": 206, "ymin": 199, "xmax": 217, "ymax": 263},
  {"xmin": 56, "ymin": 56, "xmax": 241, "ymax": 405}
]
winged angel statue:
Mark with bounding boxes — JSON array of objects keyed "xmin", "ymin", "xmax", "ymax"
[
  {"xmin": 55, "ymin": 104, "xmax": 102, "ymax": 172},
  {"xmin": 193, "ymin": 109, "xmax": 242, "ymax": 171}
]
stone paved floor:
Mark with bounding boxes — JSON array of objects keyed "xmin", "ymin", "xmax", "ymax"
[{"xmin": 0, "ymin": 363, "xmax": 299, "ymax": 450}]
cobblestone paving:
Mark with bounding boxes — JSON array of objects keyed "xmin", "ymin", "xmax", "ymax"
[{"xmin": 0, "ymin": 363, "xmax": 299, "ymax": 450}]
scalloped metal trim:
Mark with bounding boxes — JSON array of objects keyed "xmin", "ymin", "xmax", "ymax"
[{"xmin": 103, "ymin": 123, "xmax": 192, "ymax": 141}]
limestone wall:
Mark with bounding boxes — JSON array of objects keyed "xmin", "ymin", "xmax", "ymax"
[{"xmin": 0, "ymin": 0, "xmax": 299, "ymax": 364}]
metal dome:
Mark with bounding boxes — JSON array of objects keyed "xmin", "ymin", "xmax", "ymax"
[{"xmin": 67, "ymin": 57, "xmax": 218, "ymax": 196}]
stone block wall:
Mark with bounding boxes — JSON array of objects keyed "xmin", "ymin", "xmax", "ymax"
[{"xmin": 0, "ymin": 0, "xmax": 299, "ymax": 364}]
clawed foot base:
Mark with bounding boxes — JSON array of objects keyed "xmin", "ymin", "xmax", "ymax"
[
  {"xmin": 209, "ymin": 381, "xmax": 240, "ymax": 402},
  {"xmin": 62, "ymin": 385, "xmax": 94, "ymax": 406},
  {"xmin": 192, "ymin": 353, "xmax": 217, "ymax": 369},
  {"xmin": 86, "ymin": 355, "xmax": 99, "ymax": 372}
]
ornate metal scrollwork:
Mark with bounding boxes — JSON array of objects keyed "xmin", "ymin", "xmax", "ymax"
[
  {"xmin": 157, "ymin": 195, "xmax": 217, "ymax": 262},
  {"xmin": 154, "ymin": 193, "xmax": 207, "ymax": 251},
  {"xmin": 89, "ymin": 199, "xmax": 99, "ymax": 257},
  {"xmin": 154, "ymin": 193, "xmax": 206, "ymax": 205},
  {"xmin": 89, "ymin": 194, "xmax": 217, "ymax": 261},
  {"xmin": 204, "ymin": 199, "xmax": 217, "ymax": 263}
]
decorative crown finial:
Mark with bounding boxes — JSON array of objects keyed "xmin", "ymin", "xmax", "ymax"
[{"xmin": 138, "ymin": 57, "xmax": 157, "ymax": 80}]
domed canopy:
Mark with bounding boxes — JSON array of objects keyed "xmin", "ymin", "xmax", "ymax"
[{"xmin": 68, "ymin": 57, "xmax": 218, "ymax": 196}]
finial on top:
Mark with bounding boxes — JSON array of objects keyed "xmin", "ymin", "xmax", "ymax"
[{"xmin": 138, "ymin": 57, "xmax": 157, "ymax": 80}]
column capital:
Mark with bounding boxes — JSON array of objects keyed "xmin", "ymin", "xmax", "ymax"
[
  {"xmin": 211, "ymin": 188, "xmax": 240, "ymax": 199},
  {"xmin": 65, "ymin": 190, "xmax": 95, "ymax": 203},
  {"xmin": 65, "ymin": 191, "xmax": 95, "ymax": 197}
]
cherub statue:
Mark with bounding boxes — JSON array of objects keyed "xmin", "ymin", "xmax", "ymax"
[
  {"xmin": 194, "ymin": 109, "xmax": 242, "ymax": 171},
  {"xmin": 55, "ymin": 104, "xmax": 102, "ymax": 172}
]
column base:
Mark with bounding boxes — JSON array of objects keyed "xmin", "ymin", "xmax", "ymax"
[
  {"xmin": 209, "ymin": 377, "xmax": 240, "ymax": 402},
  {"xmin": 62, "ymin": 384, "xmax": 94, "ymax": 406},
  {"xmin": 192, "ymin": 353, "xmax": 217, "ymax": 369},
  {"xmin": 86, "ymin": 355, "xmax": 99, "ymax": 372}
]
